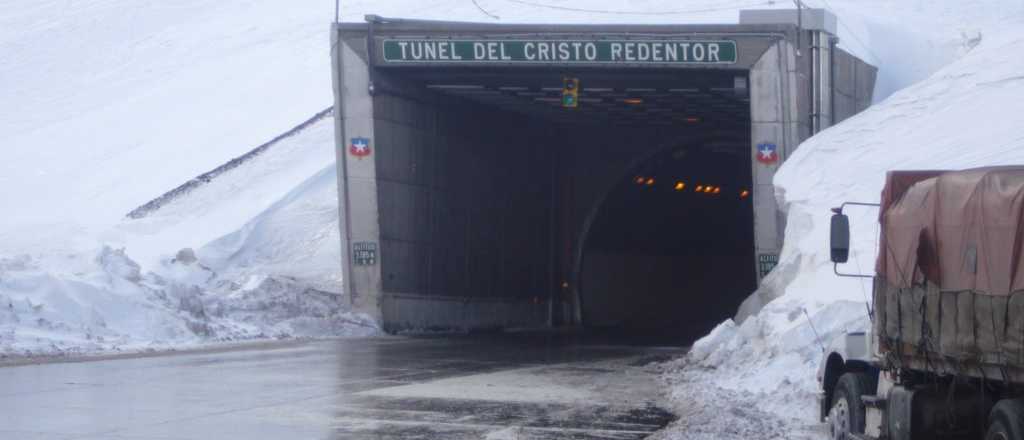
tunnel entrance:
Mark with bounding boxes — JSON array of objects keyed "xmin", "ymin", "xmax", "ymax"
[
  {"xmin": 579, "ymin": 141, "xmax": 756, "ymax": 342},
  {"xmin": 367, "ymin": 64, "xmax": 753, "ymax": 341},
  {"xmin": 331, "ymin": 15, "xmax": 877, "ymax": 339}
]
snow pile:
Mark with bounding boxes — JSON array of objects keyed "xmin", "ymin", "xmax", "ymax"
[
  {"xmin": 0, "ymin": 246, "xmax": 376, "ymax": 359},
  {"xmin": 199, "ymin": 165, "xmax": 343, "ymax": 292},
  {"xmin": 0, "ymin": 113, "xmax": 374, "ymax": 358},
  {"xmin": 658, "ymin": 10, "xmax": 1024, "ymax": 438}
]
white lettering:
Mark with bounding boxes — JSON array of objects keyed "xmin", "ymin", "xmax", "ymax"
[
  {"xmin": 424, "ymin": 42, "xmax": 437, "ymax": 60},
  {"xmin": 473, "ymin": 42, "xmax": 486, "ymax": 60},
  {"xmin": 410, "ymin": 42, "xmax": 423, "ymax": 60},
  {"xmin": 637, "ymin": 43, "xmax": 650, "ymax": 61},
  {"xmin": 451, "ymin": 42, "xmax": 462, "ymax": 60},
  {"xmin": 625, "ymin": 43, "xmax": 637, "ymax": 61},
  {"xmin": 678, "ymin": 43, "xmax": 690, "ymax": 61},
  {"xmin": 524, "ymin": 42, "xmax": 536, "ymax": 60},
  {"xmin": 437, "ymin": 42, "xmax": 449, "ymax": 60},
  {"xmin": 665, "ymin": 43, "xmax": 678, "ymax": 61},
  {"xmin": 487, "ymin": 42, "xmax": 499, "ymax": 60},
  {"xmin": 693, "ymin": 43, "xmax": 705, "ymax": 61},
  {"xmin": 584, "ymin": 43, "xmax": 597, "ymax": 60},
  {"xmin": 398, "ymin": 42, "xmax": 409, "ymax": 59},
  {"xmin": 652, "ymin": 43, "xmax": 663, "ymax": 61},
  {"xmin": 610, "ymin": 43, "xmax": 622, "ymax": 61},
  {"xmin": 708, "ymin": 43, "xmax": 720, "ymax": 62},
  {"xmin": 538, "ymin": 42, "xmax": 551, "ymax": 60},
  {"xmin": 558, "ymin": 42, "xmax": 570, "ymax": 60},
  {"xmin": 572, "ymin": 42, "xmax": 583, "ymax": 60},
  {"xmin": 499, "ymin": 43, "xmax": 511, "ymax": 60}
]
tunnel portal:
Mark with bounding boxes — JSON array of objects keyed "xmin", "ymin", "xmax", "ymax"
[{"xmin": 331, "ymin": 10, "xmax": 876, "ymax": 341}]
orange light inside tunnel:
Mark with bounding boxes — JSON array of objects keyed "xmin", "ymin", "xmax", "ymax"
[
  {"xmin": 685, "ymin": 117, "xmax": 701, "ymax": 123},
  {"xmin": 674, "ymin": 182, "xmax": 685, "ymax": 191},
  {"xmin": 695, "ymin": 185, "xmax": 704, "ymax": 192},
  {"xmin": 623, "ymin": 98, "xmax": 644, "ymax": 105},
  {"xmin": 703, "ymin": 186, "xmax": 714, "ymax": 193},
  {"xmin": 645, "ymin": 177, "xmax": 656, "ymax": 186},
  {"xmin": 713, "ymin": 187, "xmax": 721, "ymax": 194},
  {"xmin": 740, "ymin": 189, "xmax": 751, "ymax": 199},
  {"xmin": 635, "ymin": 176, "xmax": 645, "ymax": 184}
]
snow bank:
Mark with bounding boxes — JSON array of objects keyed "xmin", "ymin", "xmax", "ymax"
[
  {"xmin": 661, "ymin": 12, "xmax": 1024, "ymax": 437},
  {"xmin": 0, "ymin": 246, "xmax": 376, "ymax": 359},
  {"xmin": 200, "ymin": 165, "xmax": 343, "ymax": 291}
]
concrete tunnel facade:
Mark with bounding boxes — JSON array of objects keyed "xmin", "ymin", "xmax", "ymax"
[{"xmin": 330, "ymin": 9, "xmax": 876, "ymax": 336}]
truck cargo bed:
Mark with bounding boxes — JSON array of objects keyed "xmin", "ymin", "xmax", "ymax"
[{"xmin": 875, "ymin": 278, "xmax": 1024, "ymax": 383}]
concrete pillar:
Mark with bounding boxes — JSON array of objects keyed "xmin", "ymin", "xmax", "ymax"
[
  {"xmin": 749, "ymin": 40, "xmax": 800, "ymax": 282},
  {"xmin": 812, "ymin": 30, "xmax": 834, "ymax": 132},
  {"xmin": 331, "ymin": 29, "xmax": 383, "ymax": 321}
]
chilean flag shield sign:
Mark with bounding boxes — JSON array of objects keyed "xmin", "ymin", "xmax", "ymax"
[
  {"xmin": 756, "ymin": 142, "xmax": 778, "ymax": 165},
  {"xmin": 350, "ymin": 137, "xmax": 371, "ymax": 158}
]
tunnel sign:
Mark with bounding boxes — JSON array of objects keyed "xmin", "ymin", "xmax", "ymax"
[
  {"xmin": 353, "ymin": 242, "xmax": 377, "ymax": 266},
  {"xmin": 382, "ymin": 39, "xmax": 737, "ymax": 64},
  {"xmin": 758, "ymin": 254, "xmax": 779, "ymax": 278}
]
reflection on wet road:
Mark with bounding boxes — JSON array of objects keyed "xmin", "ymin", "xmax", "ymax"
[{"xmin": 0, "ymin": 333, "xmax": 683, "ymax": 439}]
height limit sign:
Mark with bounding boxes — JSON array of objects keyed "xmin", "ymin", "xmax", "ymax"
[{"xmin": 353, "ymin": 242, "xmax": 377, "ymax": 266}]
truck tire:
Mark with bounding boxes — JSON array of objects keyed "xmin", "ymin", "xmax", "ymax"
[
  {"xmin": 987, "ymin": 399, "xmax": 1024, "ymax": 440},
  {"xmin": 829, "ymin": 372, "xmax": 872, "ymax": 440}
]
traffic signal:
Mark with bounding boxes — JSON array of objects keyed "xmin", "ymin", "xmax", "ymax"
[{"xmin": 562, "ymin": 77, "xmax": 579, "ymax": 108}]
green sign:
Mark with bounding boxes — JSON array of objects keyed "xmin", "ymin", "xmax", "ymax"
[
  {"xmin": 759, "ymin": 253, "xmax": 779, "ymax": 278},
  {"xmin": 353, "ymin": 242, "xmax": 377, "ymax": 266},
  {"xmin": 382, "ymin": 39, "xmax": 737, "ymax": 64}
]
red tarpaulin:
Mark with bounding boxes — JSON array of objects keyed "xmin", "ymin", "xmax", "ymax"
[{"xmin": 877, "ymin": 167, "xmax": 1024, "ymax": 296}]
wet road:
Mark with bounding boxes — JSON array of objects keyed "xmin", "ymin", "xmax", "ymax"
[{"xmin": 0, "ymin": 333, "xmax": 684, "ymax": 439}]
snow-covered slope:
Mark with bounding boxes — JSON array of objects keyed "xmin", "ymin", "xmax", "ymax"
[
  {"xmin": 661, "ymin": 12, "xmax": 1024, "ymax": 438},
  {"xmin": 1, "ymin": 0, "xmax": 1019, "ymax": 368},
  {"xmin": 0, "ymin": 0, "xmax": 996, "ymax": 256},
  {"xmin": 0, "ymin": 1, "xmax": 337, "ymax": 256}
]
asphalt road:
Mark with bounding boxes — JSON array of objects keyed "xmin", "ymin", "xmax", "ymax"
[{"xmin": 0, "ymin": 333, "xmax": 684, "ymax": 439}]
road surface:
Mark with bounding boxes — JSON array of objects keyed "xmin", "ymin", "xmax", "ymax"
[{"xmin": 1, "ymin": 333, "xmax": 683, "ymax": 439}]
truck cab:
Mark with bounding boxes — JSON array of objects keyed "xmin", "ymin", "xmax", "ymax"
[{"xmin": 819, "ymin": 167, "xmax": 1024, "ymax": 440}]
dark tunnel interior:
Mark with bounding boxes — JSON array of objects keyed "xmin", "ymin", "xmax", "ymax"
[
  {"xmin": 580, "ymin": 144, "xmax": 757, "ymax": 343},
  {"xmin": 374, "ymin": 66, "xmax": 757, "ymax": 343}
]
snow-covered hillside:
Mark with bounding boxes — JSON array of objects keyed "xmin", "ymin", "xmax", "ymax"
[{"xmin": 0, "ymin": 0, "xmax": 997, "ymax": 258}]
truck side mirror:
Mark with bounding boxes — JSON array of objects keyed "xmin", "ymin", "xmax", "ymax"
[{"xmin": 830, "ymin": 213, "xmax": 850, "ymax": 263}]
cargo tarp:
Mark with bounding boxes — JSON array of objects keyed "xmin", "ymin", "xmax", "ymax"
[
  {"xmin": 877, "ymin": 167, "xmax": 1024, "ymax": 295},
  {"xmin": 873, "ymin": 167, "xmax": 1024, "ymax": 378}
]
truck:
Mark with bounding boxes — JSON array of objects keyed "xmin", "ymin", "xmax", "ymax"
[{"xmin": 820, "ymin": 167, "xmax": 1024, "ymax": 440}]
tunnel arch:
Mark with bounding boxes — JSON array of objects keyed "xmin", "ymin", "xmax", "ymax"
[{"xmin": 571, "ymin": 132, "xmax": 756, "ymax": 342}]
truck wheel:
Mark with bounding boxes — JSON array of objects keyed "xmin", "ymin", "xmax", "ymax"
[
  {"xmin": 829, "ymin": 373, "xmax": 871, "ymax": 440},
  {"xmin": 986, "ymin": 399, "xmax": 1024, "ymax": 440}
]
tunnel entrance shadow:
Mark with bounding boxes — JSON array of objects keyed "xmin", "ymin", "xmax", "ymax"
[{"xmin": 577, "ymin": 144, "xmax": 757, "ymax": 346}]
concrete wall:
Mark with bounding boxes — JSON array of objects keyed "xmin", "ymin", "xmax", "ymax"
[
  {"xmin": 332, "ymin": 34, "xmax": 383, "ymax": 320},
  {"xmin": 749, "ymin": 40, "xmax": 802, "ymax": 275},
  {"xmin": 371, "ymin": 85, "xmax": 555, "ymax": 331},
  {"xmin": 833, "ymin": 47, "xmax": 878, "ymax": 123}
]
